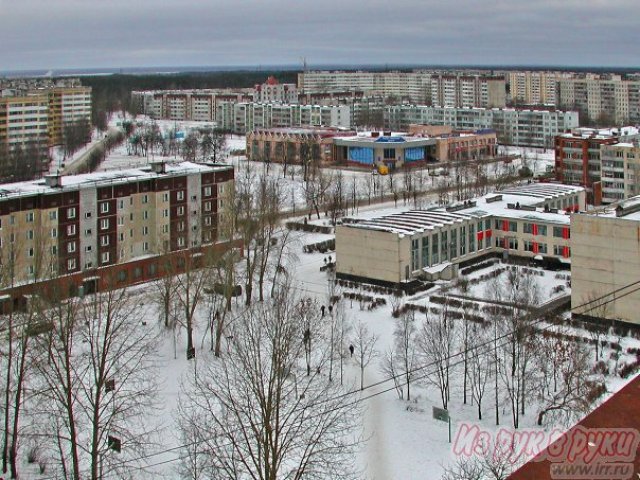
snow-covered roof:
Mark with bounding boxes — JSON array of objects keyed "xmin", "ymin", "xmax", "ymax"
[
  {"xmin": 342, "ymin": 183, "xmax": 583, "ymax": 235},
  {"xmin": 0, "ymin": 161, "xmax": 232, "ymax": 200}
]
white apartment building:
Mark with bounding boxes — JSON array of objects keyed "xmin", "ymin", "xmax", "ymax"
[
  {"xmin": 253, "ymin": 76, "xmax": 298, "ymax": 104},
  {"xmin": 216, "ymin": 102, "xmax": 352, "ymax": 134},
  {"xmin": 385, "ymin": 105, "xmax": 579, "ymax": 147},
  {"xmin": 600, "ymin": 140, "xmax": 640, "ymax": 204},
  {"xmin": 298, "ymin": 71, "xmax": 432, "ymax": 103}
]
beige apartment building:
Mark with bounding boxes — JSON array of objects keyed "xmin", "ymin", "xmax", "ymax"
[
  {"xmin": 600, "ymin": 141, "xmax": 640, "ymax": 204},
  {"xmin": 430, "ymin": 74, "xmax": 506, "ymax": 108},
  {"xmin": 571, "ymin": 199, "xmax": 640, "ymax": 326},
  {"xmin": 0, "ymin": 92, "xmax": 50, "ymax": 164},
  {"xmin": 506, "ymin": 71, "xmax": 569, "ymax": 106},
  {"xmin": 337, "ymin": 183, "xmax": 584, "ymax": 285},
  {"xmin": 47, "ymin": 86, "xmax": 92, "ymax": 146},
  {"xmin": 0, "ymin": 161, "xmax": 235, "ymax": 301},
  {"xmin": 0, "ymin": 85, "xmax": 91, "ymax": 178},
  {"xmin": 556, "ymin": 74, "xmax": 640, "ymax": 124}
]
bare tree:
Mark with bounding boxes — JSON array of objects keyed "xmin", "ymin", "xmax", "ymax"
[
  {"xmin": 178, "ymin": 283, "xmax": 362, "ymax": 480},
  {"xmin": 174, "ymin": 252, "xmax": 208, "ymax": 360},
  {"xmin": 35, "ymin": 285, "xmax": 160, "ymax": 480},
  {"xmin": 469, "ymin": 323, "xmax": 492, "ymax": 421},
  {"xmin": 353, "ymin": 320, "xmax": 378, "ymax": 391},
  {"xmin": 536, "ymin": 335, "xmax": 594, "ymax": 427},
  {"xmin": 417, "ymin": 303, "xmax": 455, "ymax": 410}
]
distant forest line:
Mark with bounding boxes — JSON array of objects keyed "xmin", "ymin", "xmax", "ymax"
[{"xmin": 81, "ymin": 70, "xmax": 299, "ymax": 124}]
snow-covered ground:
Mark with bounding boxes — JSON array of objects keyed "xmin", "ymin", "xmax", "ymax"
[
  {"xmin": 69, "ymin": 226, "xmax": 632, "ymax": 480},
  {"xmin": 15, "ymin": 116, "xmax": 633, "ymax": 479}
]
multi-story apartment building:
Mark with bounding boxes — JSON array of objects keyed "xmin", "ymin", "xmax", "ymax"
[
  {"xmin": 430, "ymin": 74, "xmax": 506, "ymax": 108},
  {"xmin": 554, "ymin": 127, "xmax": 640, "ymax": 204},
  {"xmin": 131, "ymin": 89, "xmax": 254, "ymax": 122},
  {"xmin": 0, "ymin": 91, "xmax": 50, "ymax": 163},
  {"xmin": 336, "ymin": 183, "xmax": 584, "ymax": 285},
  {"xmin": 556, "ymin": 74, "xmax": 640, "ymax": 124},
  {"xmin": 0, "ymin": 84, "xmax": 91, "ymax": 178},
  {"xmin": 46, "ymin": 85, "xmax": 92, "ymax": 146},
  {"xmin": 0, "ymin": 161, "xmax": 236, "ymax": 302},
  {"xmin": 385, "ymin": 105, "xmax": 578, "ymax": 148},
  {"xmin": 217, "ymin": 102, "xmax": 352, "ymax": 134},
  {"xmin": 254, "ymin": 76, "xmax": 298, "ymax": 104},
  {"xmin": 600, "ymin": 140, "xmax": 640, "ymax": 204},
  {"xmin": 298, "ymin": 71, "xmax": 432, "ymax": 103},
  {"xmin": 506, "ymin": 71, "xmax": 571, "ymax": 106}
]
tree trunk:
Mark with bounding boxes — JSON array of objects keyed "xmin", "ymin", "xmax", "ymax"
[
  {"xmin": 2, "ymin": 313, "xmax": 13, "ymax": 475},
  {"xmin": 9, "ymin": 336, "xmax": 29, "ymax": 479}
]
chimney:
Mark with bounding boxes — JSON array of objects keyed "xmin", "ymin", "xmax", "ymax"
[
  {"xmin": 151, "ymin": 161, "xmax": 166, "ymax": 174},
  {"xmin": 44, "ymin": 174, "xmax": 62, "ymax": 188}
]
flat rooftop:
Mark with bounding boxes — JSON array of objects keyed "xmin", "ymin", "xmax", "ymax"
[
  {"xmin": 342, "ymin": 183, "xmax": 583, "ymax": 236},
  {"xmin": 0, "ymin": 161, "xmax": 232, "ymax": 200}
]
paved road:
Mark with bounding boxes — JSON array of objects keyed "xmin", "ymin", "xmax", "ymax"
[{"xmin": 61, "ymin": 127, "xmax": 121, "ymax": 175}]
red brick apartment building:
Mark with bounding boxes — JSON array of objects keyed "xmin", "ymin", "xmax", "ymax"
[{"xmin": 555, "ymin": 130, "xmax": 619, "ymax": 205}]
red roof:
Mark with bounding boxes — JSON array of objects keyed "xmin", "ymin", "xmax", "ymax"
[{"xmin": 509, "ymin": 375, "xmax": 640, "ymax": 479}]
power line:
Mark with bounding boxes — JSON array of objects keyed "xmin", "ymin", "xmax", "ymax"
[{"xmin": 33, "ymin": 275, "xmax": 640, "ymax": 479}]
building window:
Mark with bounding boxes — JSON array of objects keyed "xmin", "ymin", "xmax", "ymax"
[
  {"xmin": 421, "ymin": 236, "xmax": 429, "ymax": 268},
  {"xmin": 142, "ymin": 194, "xmax": 149, "ymax": 204},
  {"xmin": 101, "ymin": 252, "xmax": 110, "ymax": 264},
  {"xmin": 177, "ymin": 236, "xmax": 185, "ymax": 247},
  {"xmin": 67, "ymin": 224, "xmax": 76, "ymax": 236},
  {"xmin": 100, "ymin": 202, "xmax": 109, "ymax": 214},
  {"xmin": 162, "ymin": 224, "xmax": 169, "ymax": 233},
  {"xmin": 26, "ymin": 212, "xmax": 34, "ymax": 222},
  {"xmin": 100, "ymin": 218, "xmax": 109, "ymax": 230},
  {"xmin": 67, "ymin": 258, "xmax": 77, "ymax": 271},
  {"xmin": 204, "ymin": 186, "xmax": 212, "ymax": 197},
  {"xmin": 84, "ymin": 212, "xmax": 92, "ymax": 219},
  {"xmin": 177, "ymin": 221, "xmax": 185, "ymax": 232},
  {"xmin": 143, "ymin": 210, "xmax": 149, "ymax": 220},
  {"xmin": 162, "ymin": 193, "xmax": 169, "ymax": 202},
  {"xmin": 142, "ymin": 226, "xmax": 149, "ymax": 236},
  {"xmin": 143, "ymin": 241, "xmax": 149, "ymax": 252},
  {"xmin": 27, "ymin": 247, "xmax": 34, "ymax": 258},
  {"xmin": 204, "ymin": 201, "xmax": 212, "ymax": 212},
  {"xmin": 162, "ymin": 209, "xmax": 169, "ymax": 218},
  {"xmin": 469, "ymin": 224, "xmax": 476, "ymax": 253},
  {"xmin": 450, "ymin": 229, "xmax": 457, "ymax": 260},
  {"xmin": 177, "ymin": 206, "xmax": 185, "ymax": 216},
  {"xmin": 411, "ymin": 239, "xmax": 420, "ymax": 272},
  {"xmin": 26, "ymin": 230, "xmax": 34, "ymax": 240},
  {"xmin": 432, "ymin": 232, "xmax": 439, "ymax": 264},
  {"xmin": 49, "ymin": 211, "xmax": 57, "ymax": 221},
  {"xmin": 177, "ymin": 191, "xmax": 185, "ymax": 201},
  {"xmin": 118, "ymin": 216, "xmax": 124, "ymax": 226},
  {"xmin": 440, "ymin": 231, "xmax": 448, "ymax": 262},
  {"xmin": 85, "ymin": 228, "xmax": 92, "ymax": 236},
  {"xmin": 100, "ymin": 235, "xmax": 109, "ymax": 247},
  {"xmin": 67, "ymin": 207, "xmax": 76, "ymax": 219},
  {"xmin": 118, "ymin": 200, "xmax": 124, "ymax": 209},
  {"xmin": 67, "ymin": 241, "xmax": 76, "ymax": 253},
  {"xmin": 51, "ymin": 245, "xmax": 57, "ymax": 255},
  {"xmin": 204, "ymin": 216, "xmax": 212, "ymax": 226}
]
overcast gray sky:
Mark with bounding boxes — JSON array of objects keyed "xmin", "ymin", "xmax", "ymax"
[{"xmin": 1, "ymin": 0, "xmax": 638, "ymax": 71}]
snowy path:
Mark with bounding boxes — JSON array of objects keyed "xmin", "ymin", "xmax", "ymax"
[{"xmin": 363, "ymin": 374, "xmax": 392, "ymax": 480}]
